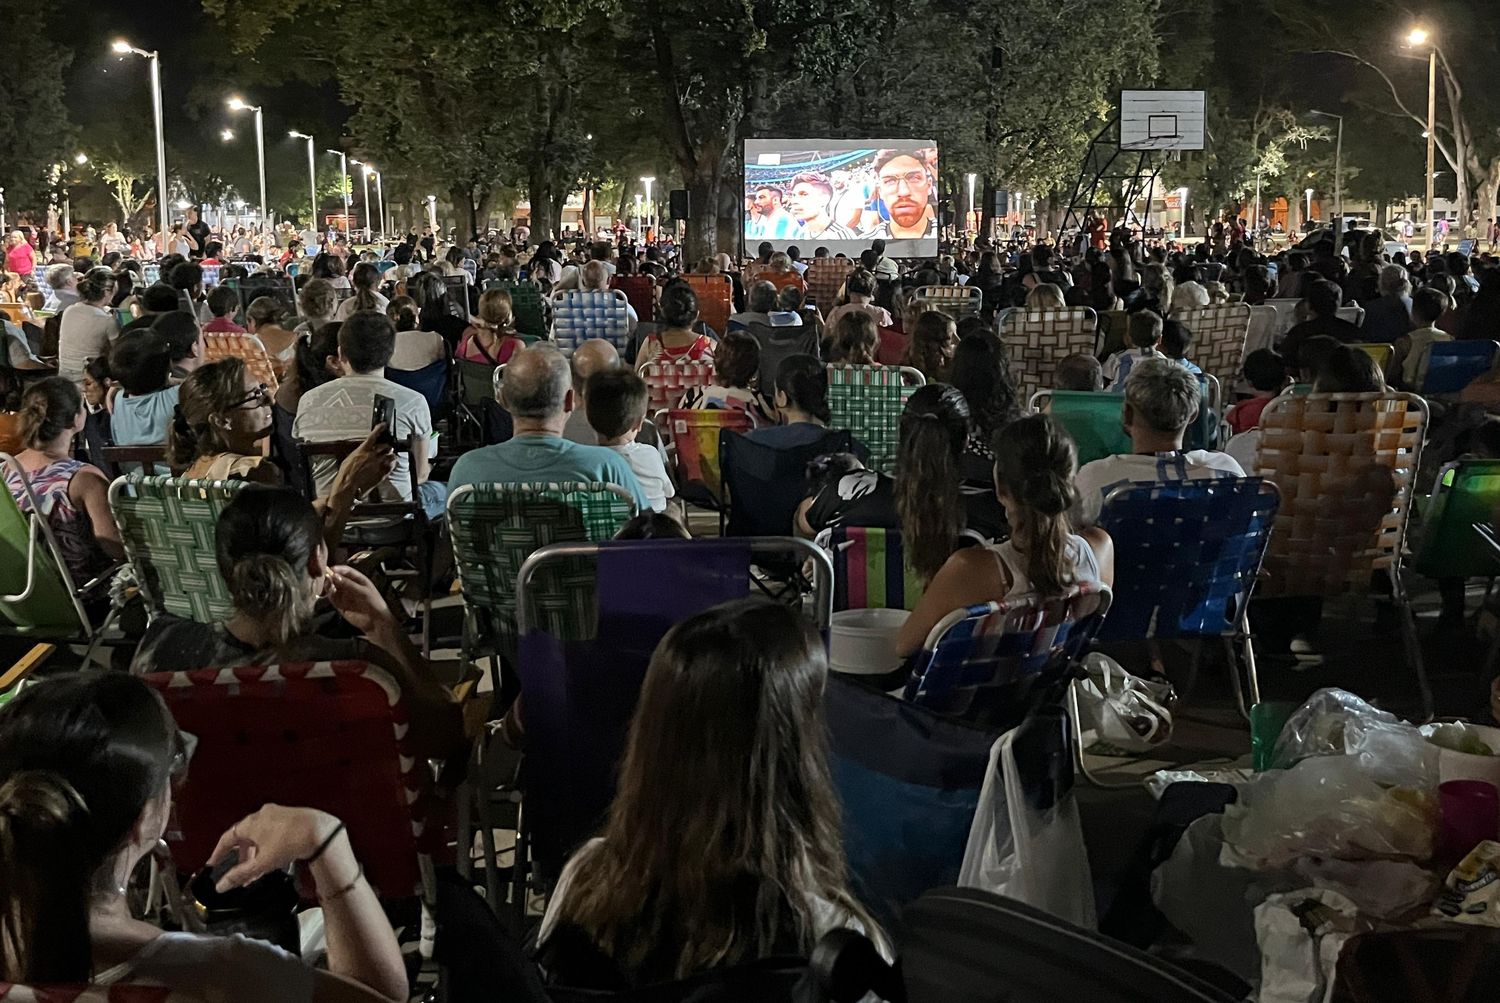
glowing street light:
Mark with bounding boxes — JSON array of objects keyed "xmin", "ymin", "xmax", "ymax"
[
  {"xmin": 226, "ymin": 96, "xmax": 267, "ymax": 230},
  {"xmin": 640, "ymin": 175, "xmax": 656, "ymax": 237},
  {"xmin": 1406, "ymin": 27, "xmax": 1429, "ymax": 47},
  {"xmin": 351, "ymin": 160, "xmax": 373, "ymax": 242},
  {"xmin": 74, "ymin": 153, "xmax": 88, "ymax": 166},
  {"xmin": 288, "ymin": 131, "xmax": 318, "ymax": 236},
  {"xmin": 112, "ymin": 40, "xmax": 169, "ymax": 240},
  {"xmin": 325, "ymin": 148, "xmax": 350, "ymax": 236},
  {"xmin": 1405, "ymin": 24, "xmax": 1437, "ymax": 246}
]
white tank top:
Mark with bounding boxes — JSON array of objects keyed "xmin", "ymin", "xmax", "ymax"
[{"xmin": 988, "ymin": 533, "xmax": 1102, "ymax": 602}]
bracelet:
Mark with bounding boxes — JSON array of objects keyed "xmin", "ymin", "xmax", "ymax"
[
  {"xmin": 304, "ymin": 821, "xmax": 346, "ymax": 866},
  {"xmin": 318, "ymin": 863, "xmax": 364, "ymax": 904}
]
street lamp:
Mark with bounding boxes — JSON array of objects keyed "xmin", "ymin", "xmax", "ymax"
[
  {"xmin": 640, "ymin": 176, "xmax": 655, "ymax": 239},
  {"xmin": 372, "ymin": 170, "xmax": 386, "ymax": 242},
  {"xmin": 226, "ymin": 96, "xmax": 267, "ymax": 231},
  {"xmin": 288, "ymin": 131, "xmax": 318, "ymax": 239},
  {"xmin": 1308, "ymin": 110, "xmax": 1344, "ymax": 229},
  {"xmin": 1406, "ymin": 25, "xmax": 1437, "ymax": 247},
  {"xmin": 1177, "ymin": 187, "xmax": 1189, "ymax": 236},
  {"xmin": 425, "ymin": 195, "xmax": 438, "ymax": 234},
  {"xmin": 965, "ymin": 172, "xmax": 977, "ymax": 235},
  {"xmin": 112, "ymin": 40, "xmax": 169, "ymax": 241},
  {"xmin": 325, "ymin": 148, "xmax": 350, "ymax": 236},
  {"xmin": 351, "ymin": 160, "xmax": 373, "ymax": 243},
  {"xmin": 1305, "ymin": 187, "xmax": 1315, "ymax": 225}
]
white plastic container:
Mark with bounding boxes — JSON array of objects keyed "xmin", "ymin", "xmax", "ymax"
[
  {"xmin": 1434, "ymin": 723, "xmax": 1500, "ymax": 792},
  {"xmin": 829, "ymin": 608, "xmax": 910, "ymax": 675}
]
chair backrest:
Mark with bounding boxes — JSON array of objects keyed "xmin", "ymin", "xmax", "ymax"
[
  {"xmin": 1263, "ymin": 297, "xmax": 1302, "ymax": 339},
  {"xmin": 235, "ymin": 275, "xmax": 296, "ymax": 321},
  {"xmin": 1336, "ymin": 304, "xmax": 1365, "ymax": 327},
  {"xmin": 818, "ymin": 525, "xmax": 924, "ymax": 611},
  {"xmin": 1252, "ymin": 392, "xmax": 1427, "ymax": 597},
  {"xmin": 1243, "ymin": 304, "xmax": 1280, "ymax": 359},
  {"xmin": 1095, "ymin": 477, "xmax": 1280, "ymax": 641},
  {"xmin": 447, "ymin": 482, "xmax": 634, "ymax": 648},
  {"xmin": 108, "ymin": 475, "xmax": 245, "ymax": 622},
  {"xmin": 461, "ymin": 257, "xmax": 477, "ymax": 277},
  {"xmin": 683, "ymin": 273, "xmax": 733, "ymax": 336},
  {"xmin": 913, "ymin": 284, "xmax": 983, "ymax": 321},
  {"xmin": 804, "ymin": 257, "xmax": 854, "ymax": 310},
  {"xmin": 825, "ymin": 364, "xmax": 911, "ymax": 474},
  {"xmin": 1352, "ymin": 342, "xmax": 1394, "ymax": 370},
  {"xmin": 1097, "ymin": 309, "xmax": 1130, "ymax": 360},
  {"xmin": 0, "ymin": 453, "xmax": 93, "ymax": 638},
  {"xmin": 1000, "ymin": 307, "xmax": 1100, "ymax": 402},
  {"xmin": 455, "ymin": 356, "xmax": 500, "ymax": 409},
  {"xmin": 442, "ymin": 274, "xmax": 471, "ymax": 318},
  {"xmin": 720, "ymin": 428, "xmax": 853, "ymax": 537},
  {"xmin": 1422, "ymin": 339, "xmax": 1499, "ymax": 395},
  {"xmin": 1173, "ymin": 303, "xmax": 1252, "ymax": 389},
  {"xmin": 609, "ymin": 273, "xmax": 655, "ymax": 325},
  {"xmin": 825, "ymin": 674, "xmax": 999, "ymax": 927},
  {"xmin": 385, "ymin": 356, "xmax": 449, "ymax": 415},
  {"xmin": 643, "ymin": 360, "xmax": 716, "ymax": 415},
  {"xmin": 1044, "ymin": 392, "xmax": 1130, "ymax": 466},
  {"xmin": 1413, "ymin": 458, "xmax": 1500, "ymax": 579},
  {"xmin": 904, "ymin": 586, "xmax": 1112, "ymax": 729},
  {"xmin": 517, "ymin": 537, "xmax": 828, "ymax": 881},
  {"xmin": 499, "ymin": 279, "xmax": 547, "ymax": 338},
  {"xmin": 552, "ymin": 289, "xmax": 631, "ymax": 356},
  {"xmin": 665, "ymin": 407, "xmax": 753, "ymax": 505},
  {"xmin": 145, "ymin": 661, "xmax": 432, "ymax": 897},
  {"xmin": 203, "ymin": 332, "xmax": 279, "ymax": 392},
  {"xmin": 745, "ymin": 322, "xmax": 821, "ymax": 393}
]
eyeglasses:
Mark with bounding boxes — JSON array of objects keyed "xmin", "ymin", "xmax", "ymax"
[
  {"xmin": 878, "ymin": 170, "xmax": 929, "ymax": 194},
  {"xmin": 230, "ymin": 383, "xmax": 270, "ymax": 410}
]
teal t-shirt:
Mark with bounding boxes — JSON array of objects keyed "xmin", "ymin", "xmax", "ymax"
[{"xmin": 448, "ymin": 434, "xmax": 649, "ymax": 511}]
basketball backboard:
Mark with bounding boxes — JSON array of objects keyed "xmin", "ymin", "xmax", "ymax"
[{"xmin": 1120, "ymin": 90, "xmax": 1206, "ymax": 151}]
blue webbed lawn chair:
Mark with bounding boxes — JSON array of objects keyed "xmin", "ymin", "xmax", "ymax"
[
  {"xmin": 1422, "ymin": 340, "xmax": 1499, "ymax": 395},
  {"xmin": 1093, "ymin": 477, "xmax": 1279, "ymax": 720},
  {"xmin": 505, "ymin": 537, "xmax": 832, "ymax": 916}
]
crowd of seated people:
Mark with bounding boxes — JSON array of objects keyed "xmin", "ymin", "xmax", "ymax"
[{"xmin": 4, "ymin": 214, "xmax": 1500, "ymax": 998}]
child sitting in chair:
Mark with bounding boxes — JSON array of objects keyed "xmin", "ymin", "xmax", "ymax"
[
  {"xmin": 1160, "ymin": 319, "xmax": 1202, "ymax": 376},
  {"xmin": 587, "ymin": 368, "xmax": 676, "ymax": 514},
  {"xmin": 1226, "ymin": 349, "xmax": 1288, "ymax": 435},
  {"xmin": 1102, "ymin": 310, "xmax": 1163, "ymax": 389}
]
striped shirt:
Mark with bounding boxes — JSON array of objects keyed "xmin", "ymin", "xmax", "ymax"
[{"xmin": 1074, "ymin": 450, "xmax": 1245, "ymax": 525}]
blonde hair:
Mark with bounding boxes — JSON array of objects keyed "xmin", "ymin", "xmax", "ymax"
[{"xmin": 478, "ymin": 288, "xmax": 515, "ymax": 331}]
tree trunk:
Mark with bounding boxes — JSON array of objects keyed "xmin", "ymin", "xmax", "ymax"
[
  {"xmin": 1478, "ymin": 157, "xmax": 1500, "ymax": 240},
  {"xmin": 528, "ymin": 161, "xmax": 554, "ymax": 242},
  {"xmin": 716, "ymin": 182, "xmax": 739, "ymax": 260},
  {"xmin": 980, "ymin": 176, "xmax": 996, "ymax": 243},
  {"xmin": 685, "ymin": 159, "xmax": 724, "ymax": 263}
]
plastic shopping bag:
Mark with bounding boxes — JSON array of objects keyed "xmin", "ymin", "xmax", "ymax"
[
  {"xmin": 958, "ymin": 726, "xmax": 1096, "ymax": 929},
  {"xmin": 1073, "ymin": 652, "xmax": 1174, "ymax": 755}
]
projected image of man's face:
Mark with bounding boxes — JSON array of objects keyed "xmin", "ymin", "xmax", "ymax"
[{"xmin": 877, "ymin": 153, "xmax": 932, "ymax": 230}]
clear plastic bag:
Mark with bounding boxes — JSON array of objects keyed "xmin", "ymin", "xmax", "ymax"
[{"xmin": 1271, "ymin": 687, "xmax": 1438, "ymax": 789}]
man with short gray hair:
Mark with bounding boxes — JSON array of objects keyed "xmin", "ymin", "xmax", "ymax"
[
  {"xmin": 44, "ymin": 263, "xmax": 78, "ymax": 313},
  {"xmin": 1072, "ymin": 358, "xmax": 1243, "ymax": 524},
  {"xmin": 446, "ymin": 342, "xmax": 649, "ymax": 508},
  {"xmin": 1361, "ymin": 263, "xmax": 1415, "ymax": 344},
  {"xmin": 728, "ymin": 280, "xmax": 799, "ymax": 331}
]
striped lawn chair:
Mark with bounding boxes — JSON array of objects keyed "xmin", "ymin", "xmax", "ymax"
[
  {"xmin": 683, "ymin": 273, "xmax": 733, "ymax": 336},
  {"xmin": 913, "ymin": 285, "xmax": 982, "ymax": 322},
  {"xmin": 665, "ymin": 407, "xmax": 752, "ymax": 509},
  {"xmin": 203, "ymin": 332, "xmax": 280, "ymax": 391},
  {"xmin": 817, "ymin": 525, "xmax": 923, "ymax": 611},
  {"xmin": 447, "ymin": 482, "xmax": 634, "ymax": 675},
  {"xmin": 1000, "ymin": 307, "xmax": 1099, "ymax": 403},
  {"xmin": 495, "ymin": 279, "xmax": 547, "ymax": 338},
  {"xmin": 1175, "ymin": 303, "xmax": 1252, "ymax": 390},
  {"xmin": 804, "ymin": 257, "xmax": 854, "ymax": 311},
  {"xmin": 826, "ymin": 364, "xmax": 925, "ymax": 474},
  {"xmin": 642, "ymin": 359, "xmax": 715, "ymax": 415},
  {"xmin": 610, "ymin": 273, "xmax": 656, "ymax": 325},
  {"xmin": 552, "ymin": 289, "xmax": 632, "ymax": 356},
  {"xmin": 108, "ymin": 475, "xmax": 245, "ymax": 623},
  {"xmin": 145, "ymin": 659, "xmax": 442, "ymax": 903}
]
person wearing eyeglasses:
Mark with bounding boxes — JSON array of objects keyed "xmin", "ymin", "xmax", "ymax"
[
  {"xmin": 866, "ymin": 149, "xmax": 937, "ymax": 240},
  {"xmin": 169, "ymin": 357, "xmax": 394, "ymax": 546}
]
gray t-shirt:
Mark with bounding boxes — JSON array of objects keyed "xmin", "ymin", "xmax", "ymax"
[{"xmin": 292, "ymin": 373, "xmax": 432, "ymax": 501}]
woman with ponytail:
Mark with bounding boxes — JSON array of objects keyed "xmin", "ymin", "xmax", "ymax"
[
  {"xmin": 796, "ymin": 384, "xmax": 974, "ymax": 584},
  {"xmin": 3, "ymin": 376, "xmax": 121, "ymax": 587},
  {"xmin": 0, "ymin": 672, "xmax": 408, "ymax": 1000},
  {"xmin": 130, "ymin": 487, "xmax": 463, "ymax": 759},
  {"xmin": 334, "ymin": 261, "xmax": 389, "ymax": 321},
  {"xmin": 895, "ymin": 413, "xmax": 1114, "ymax": 657}
]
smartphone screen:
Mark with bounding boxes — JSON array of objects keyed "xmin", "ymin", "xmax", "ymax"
[{"xmin": 371, "ymin": 394, "xmax": 397, "ymax": 446}]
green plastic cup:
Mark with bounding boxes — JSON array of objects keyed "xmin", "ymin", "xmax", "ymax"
[{"xmin": 1250, "ymin": 701, "xmax": 1296, "ymax": 772}]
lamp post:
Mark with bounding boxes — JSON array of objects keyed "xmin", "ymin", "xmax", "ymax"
[
  {"xmin": 325, "ymin": 149, "xmax": 350, "ymax": 236},
  {"xmin": 226, "ymin": 97, "xmax": 267, "ymax": 232},
  {"xmin": 1308, "ymin": 109, "xmax": 1344, "ymax": 231},
  {"xmin": 965, "ymin": 172, "xmax": 977, "ymax": 235},
  {"xmin": 372, "ymin": 170, "xmax": 386, "ymax": 242},
  {"xmin": 634, "ymin": 194, "xmax": 643, "ymax": 240},
  {"xmin": 112, "ymin": 40, "xmax": 169, "ymax": 241},
  {"xmin": 425, "ymin": 195, "xmax": 438, "ymax": 234},
  {"xmin": 1177, "ymin": 187, "xmax": 1190, "ymax": 237},
  {"xmin": 1407, "ymin": 26, "xmax": 1437, "ymax": 248},
  {"xmin": 351, "ymin": 160, "xmax": 372, "ymax": 243},
  {"xmin": 1305, "ymin": 187, "xmax": 1315, "ymax": 226},
  {"xmin": 640, "ymin": 176, "xmax": 655, "ymax": 240},
  {"xmin": 288, "ymin": 131, "xmax": 318, "ymax": 239}
]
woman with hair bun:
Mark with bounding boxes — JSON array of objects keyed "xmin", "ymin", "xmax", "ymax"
[
  {"xmin": 3, "ymin": 376, "xmax": 121, "ymax": 585},
  {"xmin": 895, "ymin": 413, "xmax": 1114, "ymax": 656},
  {"xmin": 130, "ymin": 487, "xmax": 463, "ymax": 758}
]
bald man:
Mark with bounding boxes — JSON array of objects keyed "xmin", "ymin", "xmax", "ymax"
[
  {"xmin": 563, "ymin": 338, "xmax": 622, "ymax": 445},
  {"xmin": 447, "ymin": 342, "xmax": 648, "ymax": 509}
]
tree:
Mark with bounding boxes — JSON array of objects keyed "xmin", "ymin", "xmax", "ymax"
[{"xmin": 0, "ymin": 15, "xmax": 76, "ymax": 216}]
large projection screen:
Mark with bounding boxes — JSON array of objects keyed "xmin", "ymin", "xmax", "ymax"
[{"xmin": 744, "ymin": 138, "xmax": 939, "ymax": 258}]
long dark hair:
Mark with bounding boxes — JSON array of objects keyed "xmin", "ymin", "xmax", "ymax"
[
  {"xmin": 774, "ymin": 354, "xmax": 830, "ymax": 423},
  {"xmin": 991, "ymin": 414, "xmax": 1080, "ymax": 596},
  {"xmin": 948, "ymin": 332, "xmax": 1019, "ymax": 442},
  {"xmin": 553, "ymin": 598, "xmax": 877, "ymax": 981},
  {"xmin": 291, "ymin": 322, "xmax": 342, "ymax": 399},
  {"xmin": 896, "ymin": 384, "xmax": 971, "ymax": 582},
  {"xmin": 409, "ymin": 271, "xmax": 449, "ymax": 331},
  {"xmin": 350, "ymin": 261, "xmax": 381, "ymax": 313},
  {"xmin": 17, "ymin": 377, "xmax": 81, "ymax": 449},
  {"xmin": 903, "ymin": 310, "xmax": 956, "ymax": 381},
  {"xmin": 0, "ymin": 673, "xmax": 178, "ymax": 983}
]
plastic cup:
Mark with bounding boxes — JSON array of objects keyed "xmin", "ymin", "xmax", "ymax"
[
  {"xmin": 1250, "ymin": 701, "xmax": 1295, "ymax": 772},
  {"xmin": 1439, "ymin": 779, "xmax": 1500, "ymax": 861}
]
